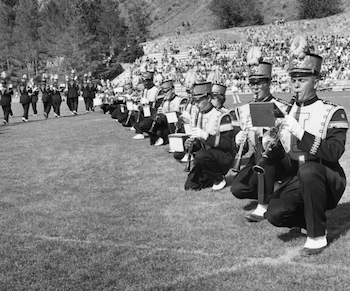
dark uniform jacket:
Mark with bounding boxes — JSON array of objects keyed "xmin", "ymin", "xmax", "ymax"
[
  {"xmin": 19, "ymin": 84, "xmax": 31, "ymax": 104},
  {"xmin": 40, "ymin": 84, "xmax": 51, "ymax": 103},
  {"xmin": 0, "ymin": 87, "xmax": 13, "ymax": 106},
  {"xmin": 67, "ymin": 82, "xmax": 80, "ymax": 99}
]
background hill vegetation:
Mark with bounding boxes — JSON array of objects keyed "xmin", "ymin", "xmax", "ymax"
[
  {"xmin": 144, "ymin": 0, "xmax": 350, "ymax": 38},
  {"xmin": 0, "ymin": 0, "xmax": 349, "ymax": 84}
]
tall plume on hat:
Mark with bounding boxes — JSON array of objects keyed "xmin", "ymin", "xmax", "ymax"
[
  {"xmin": 184, "ymin": 68, "xmax": 198, "ymax": 91},
  {"xmin": 290, "ymin": 35, "xmax": 310, "ymax": 59},
  {"xmin": 247, "ymin": 47, "xmax": 263, "ymax": 66}
]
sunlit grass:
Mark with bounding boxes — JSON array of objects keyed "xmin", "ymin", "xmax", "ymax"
[{"xmin": 1, "ymin": 95, "xmax": 350, "ymax": 290}]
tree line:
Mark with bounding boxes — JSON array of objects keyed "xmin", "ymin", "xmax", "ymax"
[
  {"xmin": 210, "ymin": 0, "xmax": 343, "ymax": 29},
  {"xmin": 0, "ymin": 0, "xmax": 149, "ymax": 84}
]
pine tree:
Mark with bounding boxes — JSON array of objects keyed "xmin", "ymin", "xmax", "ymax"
[
  {"xmin": 297, "ymin": 0, "xmax": 343, "ymax": 19},
  {"xmin": 12, "ymin": 0, "xmax": 41, "ymax": 80},
  {"xmin": 209, "ymin": 0, "xmax": 264, "ymax": 29},
  {"xmin": 0, "ymin": 0, "xmax": 19, "ymax": 78}
]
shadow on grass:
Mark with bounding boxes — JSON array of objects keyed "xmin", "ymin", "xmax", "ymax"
[
  {"xmin": 276, "ymin": 202, "xmax": 350, "ymax": 243},
  {"xmin": 327, "ymin": 202, "xmax": 350, "ymax": 243},
  {"xmin": 0, "ymin": 126, "xmax": 10, "ymax": 134},
  {"xmin": 243, "ymin": 201, "xmax": 258, "ymax": 211}
]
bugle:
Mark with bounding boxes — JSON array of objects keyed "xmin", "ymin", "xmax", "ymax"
[{"xmin": 252, "ymin": 94, "xmax": 297, "ymax": 175}]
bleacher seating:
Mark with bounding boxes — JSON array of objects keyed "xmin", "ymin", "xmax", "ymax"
[{"xmin": 114, "ymin": 14, "xmax": 350, "ymax": 93}]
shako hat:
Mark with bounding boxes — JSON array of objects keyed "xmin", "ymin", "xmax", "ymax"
[
  {"xmin": 246, "ymin": 47, "xmax": 272, "ymax": 80},
  {"xmin": 192, "ymin": 82, "xmax": 212, "ymax": 100},
  {"xmin": 161, "ymin": 79, "xmax": 174, "ymax": 90},
  {"xmin": 143, "ymin": 71, "xmax": 154, "ymax": 80},
  {"xmin": 288, "ymin": 35, "xmax": 322, "ymax": 77},
  {"xmin": 212, "ymin": 83, "xmax": 227, "ymax": 96}
]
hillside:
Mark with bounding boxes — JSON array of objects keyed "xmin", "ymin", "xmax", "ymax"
[{"xmin": 143, "ymin": 0, "xmax": 350, "ymax": 39}]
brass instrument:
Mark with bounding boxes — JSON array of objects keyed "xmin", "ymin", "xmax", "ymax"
[
  {"xmin": 175, "ymin": 96, "xmax": 192, "ymax": 133},
  {"xmin": 232, "ymin": 93, "xmax": 258, "ymax": 172},
  {"xmin": 184, "ymin": 138, "xmax": 195, "ymax": 172},
  {"xmin": 184, "ymin": 106, "xmax": 200, "ymax": 172},
  {"xmin": 125, "ymin": 93, "xmax": 141, "ymax": 126},
  {"xmin": 149, "ymin": 94, "xmax": 167, "ymax": 134},
  {"xmin": 252, "ymin": 94, "xmax": 298, "ymax": 175}
]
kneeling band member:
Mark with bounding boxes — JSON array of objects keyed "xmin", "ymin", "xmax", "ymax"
[
  {"xmin": 149, "ymin": 79, "xmax": 186, "ymax": 146},
  {"xmin": 184, "ymin": 82, "xmax": 237, "ymax": 191}
]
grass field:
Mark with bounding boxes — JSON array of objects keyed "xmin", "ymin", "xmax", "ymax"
[{"xmin": 1, "ymin": 93, "xmax": 350, "ymax": 290}]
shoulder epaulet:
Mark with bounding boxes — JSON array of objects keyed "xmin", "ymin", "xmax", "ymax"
[
  {"xmin": 217, "ymin": 107, "xmax": 228, "ymax": 114},
  {"xmin": 218, "ymin": 112, "xmax": 234, "ymax": 132},
  {"xmin": 322, "ymin": 99, "xmax": 340, "ymax": 107}
]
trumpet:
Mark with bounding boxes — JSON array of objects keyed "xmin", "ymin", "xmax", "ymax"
[
  {"xmin": 232, "ymin": 93, "xmax": 258, "ymax": 172},
  {"xmin": 252, "ymin": 94, "xmax": 297, "ymax": 175}
]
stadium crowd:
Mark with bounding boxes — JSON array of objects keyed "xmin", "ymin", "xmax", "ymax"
[{"xmin": 133, "ymin": 16, "xmax": 350, "ymax": 94}]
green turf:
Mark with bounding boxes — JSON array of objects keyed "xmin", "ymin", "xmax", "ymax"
[{"xmin": 1, "ymin": 94, "xmax": 350, "ymax": 290}]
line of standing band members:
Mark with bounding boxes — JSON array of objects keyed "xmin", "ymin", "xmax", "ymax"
[
  {"xmin": 0, "ymin": 70, "xmax": 98, "ymax": 124},
  {"xmin": 110, "ymin": 35, "xmax": 349, "ymax": 257}
]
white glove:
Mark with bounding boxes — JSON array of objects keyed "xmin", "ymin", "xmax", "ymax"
[
  {"xmin": 180, "ymin": 111, "xmax": 191, "ymax": 121},
  {"xmin": 281, "ymin": 115, "xmax": 305, "ymax": 140},
  {"xmin": 157, "ymin": 107, "xmax": 164, "ymax": 114},
  {"xmin": 191, "ymin": 127, "xmax": 209, "ymax": 140},
  {"xmin": 235, "ymin": 130, "xmax": 246, "ymax": 146},
  {"xmin": 140, "ymin": 97, "xmax": 149, "ymax": 105}
]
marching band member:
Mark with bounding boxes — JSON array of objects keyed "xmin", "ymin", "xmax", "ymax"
[
  {"xmin": 172, "ymin": 68, "xmax": 199, "ymax": 160},
  {"xmin": 148, "ymin": 79, "xmax": 186, "ymax": 146},
  {"xmin": 81, "ymin": 74, "xmax": 91, "ymax": 113},
  {"xmin": 101, "ymin": 83, "xmax": 117, "ymax": 115},
  {"xmin": 30, "ymin": 78, "xmax": 39, "ymax": 116},
  {"xmin": 113, "ymin": 83, "xmax": 135, "ymax": 126},
  {"xmin": 87, "ymin": 72, "xmax": 97, "ymax": 112},
  {"xmin": 19, "ymin": 74, "xmax": 32, "ymax": 122},
  {"xmin": 264, "ymin": 36, "xmax": 348, "ymax": 255},
  {"xmin": 66, "ymin": 70, "xmax": 80, "ymax": 115},
  {"xmin": 211, "ymin": 83, "xmax": 229, "ymax": 112},
  {"xmin": 132, "ymin": 71, "xmax": 160, "ymax": 140},
  {"xmin": 230, "ymin": 47, "xmax": 290, "ymax": 222},
  {"xmin": 39, "ymin": 75, "xmax": 52, "ymax": 119},
  {"xmin": 0, "ymin": 74, "xmax": 14, "ymax": 125},
  {"xmin": 51, "ymin": 75, "xmax": 62, "ymax": 118},
  {"xmin": 184, "ymin": 82, "xmax": 237, "ymax": 191}
]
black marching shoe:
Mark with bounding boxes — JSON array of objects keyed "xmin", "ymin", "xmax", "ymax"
[
  {"xmin": 300, "ymin": 246, "xmax": 327, "ymax": 256},
  {"xmin": 245, "ymin": 213, "xmax": 265, "ymax": 222}
]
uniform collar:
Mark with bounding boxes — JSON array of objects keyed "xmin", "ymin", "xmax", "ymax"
[
  {"xmin": 296, "ymin": 95, "xmax": 318, "ymax": 106},
  {"xmin": 201, "ymin": 104, "xmax": 214, "ymax": 114},
  {"xmin": 263, "ymin": 94, "xmax": 274, "ymax": 102}
]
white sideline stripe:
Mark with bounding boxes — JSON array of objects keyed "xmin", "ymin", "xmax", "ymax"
[
  {"xmin": 6, "ymin": 233, "xmax": 350, "ymax": 287},
  {"xmin": 147, "ymin": 247, "xmax": 350, "ymax": 289},
  {"xmin": 4, "ymin": 232, "xmax": 212, "ymax": 257},
  {"xmin": 89, "ymin": 118, "xmax": 107, "ymax": 122}
]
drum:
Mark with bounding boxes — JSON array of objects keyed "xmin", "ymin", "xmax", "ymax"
[{"xmin": 93, "ymin": 97, "xmax": 103, "ymax": 107}]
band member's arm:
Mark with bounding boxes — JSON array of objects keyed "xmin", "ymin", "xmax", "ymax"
[{"xmin": 285, "ymin": 109, "xmax": 348, "ymax": 162}]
